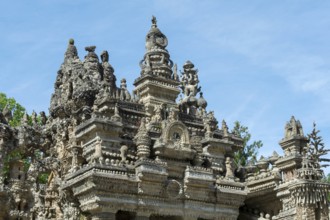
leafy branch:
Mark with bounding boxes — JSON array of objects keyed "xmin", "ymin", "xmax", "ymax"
[{"xmin": 307, "ymin": 122, "xmax": 330, "ymax": 167}]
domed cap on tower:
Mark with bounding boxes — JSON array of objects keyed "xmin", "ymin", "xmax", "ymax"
[
  {"xmin": 183, "ymin": 60, "xmax": 195, "ymax": 69},
  {"xmin": 197, "ymin": 92, "xmax": 207, "ymax": 109},
  {"xmin": 145, "ymin": 16, "xmax": 168, "ymax": 50}
]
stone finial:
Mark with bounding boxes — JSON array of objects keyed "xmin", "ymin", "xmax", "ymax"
[
  {"xmin": 111, "ymin": 103, "xmax": 122, "ymax": 122},
  {"xmin": 21, "ymin": 112, "xmax": 29, "ymax": 125},
  {"xmin": 84, "ymin": 46, "xmax": 98, "ymax": 62},
  {"xmin": 2, "ymin": 104, "xmax": 12, "ymax": 123},
  {"xmin": 85, "ymin": 46, "xmax": 96, "ymax": 53},
  {"xmin": 100, "ymin": 50, "xmax": 109, "ymax": 63},
  {"xmin": 173, "ymin": 63, "xmax": 178, "ymax": 81},
  {"xmin": 145, "ymin": 16, "xmax": 168, "ymax": 51},
  {"xmin": 120, "ymin": 78, "xmax": 131, "ymax": 101},
  {"xmin": 222, "ymin": 120, "xmax": 229, "ymax": 137},
  {"xmin": 100, "ymin": 50, "xmax": 116, "ymax": 90},
  {"xmin": 40, "ymin": 111, "xmax": 47, "ymax": 125},
  {"xmin": 65, "ymin": 38, "xmax": 78, "ymax": 60},
  {"xmin": 31, "ymin": 110, "xmax": 38, "ymax": 125},
  {"xmin": 197, "ymin": 92, "xmax": 207, "ymax": 109},
  {"xmin": 284, "ymin": 116, "xmax": 304, "ymax": 138},
  {"xmin": 268, "ymin": 151, "xmax": 279, "ymax": 165},
  {"xmin": 272, "ymin": 151, "xmax": 279, "ymax": 158},
  {"xmin": 151, "ymin": 15, "xmax": 157, "ymax": 27},
  {"xmin": 256, "ymin": 156, "xmax": 269, "ymax": 172}
]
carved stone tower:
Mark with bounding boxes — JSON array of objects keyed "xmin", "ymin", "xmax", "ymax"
[
  {"xmin": 276, "ymin": 116, "xmax": 308, "ymax": 183},
  {"xmin": 273, "ymin": 116, "xmax": 329, "ymax": 220},
  {"xmin": 1, "ymin": 17, "xmax": 330, "ymax": 220},
  {"xmin": 134, "ymin": 16, "xmax": 181, "ymax": 114}
]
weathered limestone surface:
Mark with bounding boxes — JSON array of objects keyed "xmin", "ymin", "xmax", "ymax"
[{"xmin": 0, "ymin": 17, "xmax": 329, "ymax": 220}]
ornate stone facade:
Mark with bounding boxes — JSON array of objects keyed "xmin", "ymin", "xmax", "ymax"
[{"xmin": 0, "ymin": 17, "xmax": 329, "ymax": 220}]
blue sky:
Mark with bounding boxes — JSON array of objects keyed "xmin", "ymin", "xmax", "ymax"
[{"xmin": 1, "ymin": 1, "xmax": 330, "ymax": 172}]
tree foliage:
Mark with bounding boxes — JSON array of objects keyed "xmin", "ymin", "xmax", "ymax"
[
  {"xmin": 307, "ymin": 122, "xmax": 330, "ymax": 167},
  {"xmin": 0, "ymin": 92, "xmax": 26, "ymax": 126},
  {"xmin": 231, "ymin": 121, "xmax": 263, "ymax": 167}
]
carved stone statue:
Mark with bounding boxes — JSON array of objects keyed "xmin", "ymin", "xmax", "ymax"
[
  {"xmin": 151, "ymin": 105, "xmax": 163, "ymax": 123},
  {"xmin": 180, "ymin": 61, "xmax": 200, "ymax": 98},
  {"xmin": 120, "ymin": 78, "xmax": 131, "ymax": 101},
  {"xmin": 225, "ymin": 157, "xmax": 235, "ymax": 179},
  {"xmin": 40, "ymin": 111, "xmax": 47, "ymax": 125},
  {"xmin": 92, "ymin": 137, "xmax": 104, "ymax": 164},
  {"xmin": 168, "ymin": 108, "xmax": 178, "ymax": 122},
  {"xmin": 120, "ymin": 145, "xmax": 128, "ymax": 163},
  {"xmin": 100, "ymin": 50, "xmax": 116, "ymax": 91}
]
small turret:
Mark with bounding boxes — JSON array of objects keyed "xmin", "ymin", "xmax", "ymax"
[
  {"xmin": 276, "ymin": 116, "xmax": 309, "ymax": 182},
  {"xmin": 280, "ymin": 116, "xmax": 308, "ymax": 156}
]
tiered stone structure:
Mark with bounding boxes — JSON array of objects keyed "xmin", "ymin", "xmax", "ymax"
[{"xmin": 0, "ymin": 17, "xmax": 329, "ymax": 220}]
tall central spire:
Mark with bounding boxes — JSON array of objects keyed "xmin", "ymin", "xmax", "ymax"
[
  {"xmin": 139, "ymin": 16, "xmax": 172, "ymax": 78},
  {"xmin": 134, "ymin": 16, "xmax": 180, "ymax": 113}
]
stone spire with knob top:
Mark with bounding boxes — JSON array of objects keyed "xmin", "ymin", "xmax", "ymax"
[{"xmin": 134, "ymin": 16, "xmax": 181, "ymax": 114}]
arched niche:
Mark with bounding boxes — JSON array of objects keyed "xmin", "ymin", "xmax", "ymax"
[
  {"xmin": 161, "ymin": 121, "xmax": 190, "ymax": 148},
  {"xmin": 154, "ymin": 121, "xmax": 195, "ymax": 160}
]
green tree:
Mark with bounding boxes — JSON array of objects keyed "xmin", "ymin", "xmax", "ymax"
[
  {"xmin": 231, "ymin": 121, "xmax": 263, "ymax": 167},
  {"xmin": 307, "ymin": 122, "xmax": 330, "ymax": 167},
  {"xmin": 0, "ymin": 92, "xmax": 26, "ymax": 126}
]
